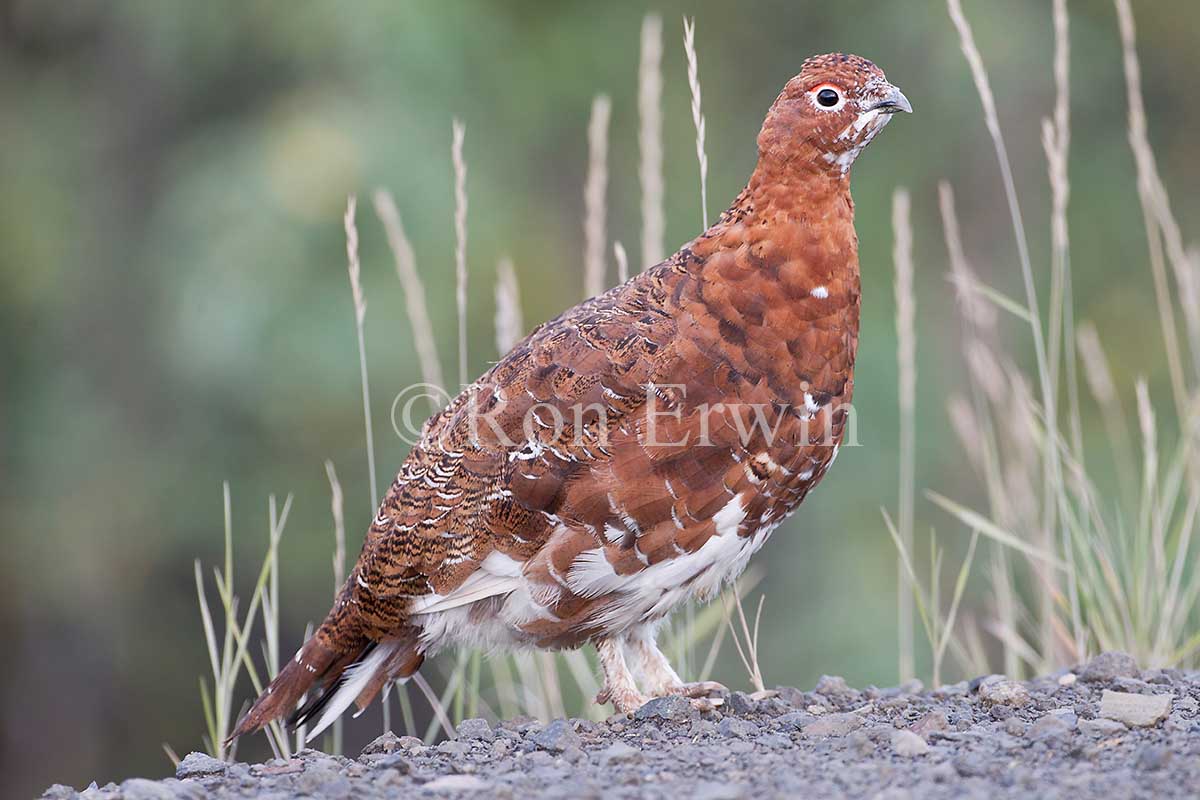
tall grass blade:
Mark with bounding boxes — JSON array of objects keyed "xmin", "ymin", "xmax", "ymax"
[
  {"xmin": 452, "ymin": 119, "xmax": 469, "ymax": 387},
  {"xmin": 892, "ymin": 187, "xmax": 916, "ymax": 683},
  {"xmin": 344, "ymin": 197, "xmax": 378, "ymax": 509},
  {"xmin": 926, "ymin": 491, "xmax": 1066, "ymax": 569},
  {"xmin": 682, "ymin": 17, "xmax": 708, "ymax": 230},
  {"xmin": 583, "ymin": 94, "xmax": 611, "ymax": 299},
  {"xmin": 638, "ymin": 13, "xmax": 664, "ymax": 269},
  {"xmin": 494, "ymin": 257, "xmax": 524, "ymax": 355},
  {"xmin": 373, "ymin": 189, "xmax": 447, "ymax": 398}
]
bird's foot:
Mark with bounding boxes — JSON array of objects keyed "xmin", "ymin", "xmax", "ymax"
[
  {"xmin": 672, "ymin": 680, "xmax": 728, "ymax": 698},
  {"xmin": 596, "ymin": 686, "xmax": 650, "ymax": 716},
  {"xmin": 688, "ymin": 696, "xmax": 723, "ymax": 713},
  {"xmin": 663, "ymin": 680, "xmax": 727, "ymax": 711}
]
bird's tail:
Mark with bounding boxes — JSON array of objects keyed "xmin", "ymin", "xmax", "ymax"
[{"xmin": 227, "ymin": 622, "xmax": 423, "ymax": 744}]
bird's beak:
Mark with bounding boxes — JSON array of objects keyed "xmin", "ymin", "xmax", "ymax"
[{"xmin": 869, "ymin": 85, "xmax": 912, "ymax": 114}]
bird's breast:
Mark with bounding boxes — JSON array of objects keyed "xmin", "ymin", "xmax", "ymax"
[{"xmin": 675, "ymin": 215, "xmax": 861, "ymax": 413}]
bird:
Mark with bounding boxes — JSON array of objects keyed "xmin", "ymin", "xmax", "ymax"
[{"xmin": 231, "ymin": 52, "xmax": 910, "ymax": 741}]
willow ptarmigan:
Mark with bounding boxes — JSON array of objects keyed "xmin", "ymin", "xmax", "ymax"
[{"xmin": 232, "ymin": 53, "xmax": 910, "ymax": 740}]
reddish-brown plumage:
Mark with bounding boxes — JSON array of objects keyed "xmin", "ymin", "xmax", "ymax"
[{"xmin": 232, "ymin": 53, "xmax": 909, "ymax": 739}]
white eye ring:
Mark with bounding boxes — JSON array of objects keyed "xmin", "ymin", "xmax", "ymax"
[{"xmin": 810, "ymin": 83, "xmax": 846, "ymax": 112}]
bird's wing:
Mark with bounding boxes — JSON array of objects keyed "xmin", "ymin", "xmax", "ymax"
[
  {"xmin": 347, "ymin": 260, "xmax": 789, "ymax": 637},
  {"xmin": 348, "ymin": 270, "xmax": 669, "ymax": 600}
]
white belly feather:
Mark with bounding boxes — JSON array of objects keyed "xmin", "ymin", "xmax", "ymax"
[{"xmin": 408, "ymin": 494, "xmax": 771, "ymax": 654}]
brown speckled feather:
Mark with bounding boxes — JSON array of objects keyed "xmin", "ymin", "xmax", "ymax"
[{"xmin": 231, "ymin": 52, "xmax": 910, "ymax": 739}]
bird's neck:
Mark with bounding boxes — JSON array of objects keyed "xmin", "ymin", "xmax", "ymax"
[
  {"xmin": 743, "ymin": 156, "xmax": 852, "ymax": 215},
  {"xmin": 690, "ymin": 159, "xmax": 859, "ymax": 284}
]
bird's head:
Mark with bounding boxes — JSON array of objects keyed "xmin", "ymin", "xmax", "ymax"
[{"xmin": 757, "ymin": 53, "xmax": 911, "ymax": 179}]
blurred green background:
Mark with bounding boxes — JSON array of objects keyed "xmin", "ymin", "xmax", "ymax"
[{"xmin": 2, "ymin": 0, "xmax": 1197, "ymax": 794}]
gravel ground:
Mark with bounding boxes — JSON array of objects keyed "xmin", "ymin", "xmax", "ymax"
[{"xmin": 43, "ymin": 653, "xmax": 1200, "ymax": 799}]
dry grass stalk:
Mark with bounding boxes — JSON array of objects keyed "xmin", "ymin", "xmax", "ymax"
[
  {"xmin": 452, "ymin": 119, "xmax": 469, "ymax": 387},
  {"xmin": 1044, "ymin": 0, "xmax": 1084, "ymax": 483},
  {"xmin": 494, "ymin": 257, "xmax": 523, "ymax": 355},
  {"xmin": 537, "ymin": 652, "xmax": 567, "ymax": 719},
  {"xmin": 682, "ymin": 17, "xmax": 709, "ymax": 230},
  {"xmin": 344, "ymin": 196, "xmax": 379, "ymax": 509},
  {"xmin": 412, "ymin": 670, "xmax": 458, "ymax": 740},
  {"xmin": 925, "ymin": 0, "xmax": 1200, "ymax": 675},
  {"xmin": 488, "ymin": 655, "xmax": 521, "ymax": 720},
  {"xmin": 939, "ymin": 181, "xmax": 1028, "ymax": 675},
  {"xmin": 195, "ymin": 486, "xmax": 295, "ymax": 760},
  {"xmin": 1043, "ymin": 0, "xmax": 1071, "ymax": 391},
  {"xmin": 892, "ymin": 188, "xmax": 916, "ymax": 682},
  {"xmin": 560, "ymin": 650, "xmax": 602, "ymax": 710},
  {"xmin": 1075, "ymin": 324, "xmax": 1139, "ymax": 534},
  {"xmin": 946, "ymin": 394, "xmax": 983, "ymax": 470},
  {"xmin": 939, "ymin": 183, "xmax": 996, "ymax": 332},
  {"xmin": 638, "ymin": 13, "xmax": 665, "ymax": 269},
  {"xmin": 323, "ymin": 459, "xmax": 346, "ymax": 754},
  {"xmin": 1075, "ymin": 325, "xmax": 1117, "ymax": 410},
  {"xmin": 613, "ymin": 241, "xmax": 629, "ymax": 284},
  {"xmin": 947, "ymin": 0, "xmax": 1068, "ymax": 669},
  {"xmin": 1043, "ymin": 7, "xmax": 1086, "ymax": 661},
  {"xmin": 884, "ymin": 509, "xmax": 981, "ymax": 687},
  {"xmin": 373, "ymin": 189, "xmax": 447, "ymax": 397},
  {"xmin": 1114, "ymin": 0, "xmax": 1196, "ymax": 419},
  {"xmin": 723, "ymin": 588, "xmax": 766, "ymax": 693},
  {"xmin": 584, "ymin": 94, "xmax": 611, "ymax": 299},
  {"xmin": 511, "ymin": 652, "xmax": 547, "ymax": 720},
  {"xmin": 1044, "ymin": 0, "xmax": 1084, "ymax": 660},
  {"xmin": 325, "ymin": 460, "xmax": 347, "ymax": 592},
  {"xmin": 941, "ymin": 182, "xmax": 1022, "ymax": 678}
]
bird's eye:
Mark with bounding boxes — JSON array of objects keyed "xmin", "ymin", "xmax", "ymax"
[{"xmin": 817, "ymin": 88, "xmax": 840, "ymax": 107}]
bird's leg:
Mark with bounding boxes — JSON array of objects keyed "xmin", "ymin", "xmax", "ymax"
[
  {"xmin": 594, "ymin": 637, "xmax": 648, "ymax": 714},
  {"xmin": 625, "ymin": 626, "xmax": 726, "ymax": 709}
]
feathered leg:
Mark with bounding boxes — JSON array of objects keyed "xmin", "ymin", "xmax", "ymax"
[
  {"xmin": 625, "ymin": 625, "xmax": 725, "ymax": 709},
  {"xmin": 594, "ymin": 637, "xmax": 648, "ymax": 714}
]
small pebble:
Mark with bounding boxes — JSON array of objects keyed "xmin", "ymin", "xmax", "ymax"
[
  {"xmin": 1079, "ymin": 717, "xmax": 1127, "ymax": 738},
  {"xmin": 456, "ymin": 717, "xmax": 495, "ymax": 741},
  {"xmin": 1029, "ymin": 713, "xmax": 1074, "ymax": 740},
  {"xmin": 424, "ymin": 774, "xmax": 490, "ymax": 792},
  {"xmin": 717, "ymin": 717, "xmax": 759, "ymax": 739},
  {"xmin": 756, "ymin": 733, "xmax": 793, "ymax": 749},
  {"xmin": 1081, "ymin": 652, "xmax": 1140, "ymax": 683},
  {"xmin": 175, "ymin": 752, "xmax": 227, "ymax": 780},
  {"xmin": 727, "ymin": 691, "xmax": 758, "ymax": 715},
  {"xmin": 530, "ymin": 718, "xmax": 581, "ymax": 753},
  {"xmin": 634, "ymin": 694, "xmax": 698, "ymax": 723},
  {"xmin": 891, "ymin": 729, "xmax": 929, "ymax": 757},
  {"xmin": 1099, "ymin": 690, "xmax": 1171, "ymax": 727},
  {"xmin": 802, "ymin": 712, "xmax": 864, "ymax": 737},
  {"xmin": 910, "ymin": 710, "xmax": 949, "ymax": 738},
  {"xmin": 1137, "ymin": 745, "xmax": 1171, "ymax": 771},
  {"xmin": 692, "ymin": 780, "xmax": 746, "ymax": 800},
  {"xmin": 775, "ymin": 711, "xmax": 814, "ymax": 731},
  {"xmin": 978, "ymin": 677, "xmax": 1031, "ymax": 707},
  {"xmin": 599, "ymin": 741, "xmax": 640, "ymax": 765},
  {"xmin": 1004, "ymin": 717, "xmax": 1027, "ymax": 737},
  {"xmin": 814, "ymin": 675, "xmax": 854, "ymax": 698},
  {"xmin": 436, "ymin": 739, "xmax": 469, "ymax": 757}
]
